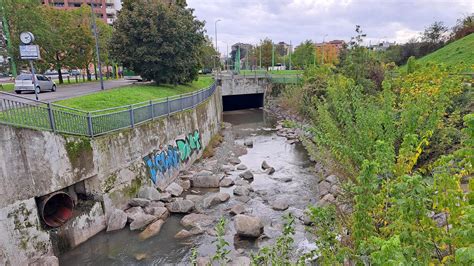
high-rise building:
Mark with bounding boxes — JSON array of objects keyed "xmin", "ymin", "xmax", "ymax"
[{"xmin": 42, "ymin": 0, "xmax": 121, "ymax": 25}]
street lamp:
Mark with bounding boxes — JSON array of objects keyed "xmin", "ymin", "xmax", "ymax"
[
  {"xmin": 90, "ymin": 1, "xmax": 104, "ymax": 90},
  {"xmin": 214, "ymin": 19, "xmax": 221, "ymax": 71}
]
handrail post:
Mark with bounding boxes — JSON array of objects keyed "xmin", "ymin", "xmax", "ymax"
[
  {"xmin": 167, "ymin": 96, "xmax": 170, "ymax": 117},
  {"xmin": 87, "ymin": 112, "xmax": 93, "ymax": 137},
  {"xmin": 149, "ymin": 100, "xmax": 154, "ymax": 120},
  {"xmin": 129, "ymin": 105, "xmax": 135, "ymax": 128},
  {"xmin": 47, "ymin": 103, "xmax": 56, "ymax": 133}
]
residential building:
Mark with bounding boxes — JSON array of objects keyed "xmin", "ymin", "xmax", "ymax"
[
  {"xmin": 42, "ymin": 0, "xmax": 120, "ymax": 25},
  {"xmin": 369, "ymin": 41, "xmax": 396, "ymax": 51},
  {"xmin": 276, "ymin": 41, "xmax": 292, "ymax": 56},
  {"xmin": 315, "ymin": 40, "xmax": 345, "ymax": 65}
]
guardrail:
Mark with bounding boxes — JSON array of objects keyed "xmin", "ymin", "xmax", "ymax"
[
  {"xmin": 0, "ymin": 82, "xmax": 217, "ymax": 137},
  {"xmin": 216, "ymin": 71, "xmax": 303, "ymax": 84}
]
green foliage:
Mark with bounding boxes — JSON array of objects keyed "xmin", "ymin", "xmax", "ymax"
[
  {"xmin": 282, "ymin": 34, "xmax": 473, "ymax": 263},
  {"xmin": 190, "ymin": 247, "xmax": 198, "ymax": 266},
  {"xmin": 251, "ymin": 214, "xmax": 296, "ymax": 265},
  {"xmin": 406, "ymin": 56, "xmax": 417, "ymax": 74},
  {"xmin": 211, "ymin": 218, "xmax": 230, "ymax": 264},
  {"xmin": 292, "ymin": 40, "xmax": 316, "ymax": 69},
  {"xmin": 416, "ymin": 33, "xmax": 474, "ymax": 68},
  {"xmin": 110, "ymin": 0, "xmax": 205, "ymax": 84}
]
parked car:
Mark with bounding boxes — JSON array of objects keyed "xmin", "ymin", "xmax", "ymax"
[
  {"xmin": 14, "ymin": 74, "xmax": 56, "ymax": 94},
  {"xmin": 70, "ymin": 69, "xmax": 81, "ymax": 76}
]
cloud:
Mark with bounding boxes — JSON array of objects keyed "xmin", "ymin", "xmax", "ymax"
[{"xmin": 187, "ymin": 0, "xmax": 474, "ymax": 54}]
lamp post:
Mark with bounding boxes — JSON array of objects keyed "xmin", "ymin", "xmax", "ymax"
[
  {"xmin": 214, "ymin": 19, "xmax": 221, "ymax": 71},
  {"xmin": 90, "ymin": 1, "xmax": 104, "ymax": 90}
]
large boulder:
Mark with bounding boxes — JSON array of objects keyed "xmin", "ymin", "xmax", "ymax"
[
  {"xmin": 233, "ymin": 186, "xmax": 250, "ymax": 196},
  {"xmin": 177, "ymin": 179, "xmax": 191, "ymax": 190},
  {"xmin": 158, "ymin": 192, "xmax": 172, "ymax": 202},
  {"xmin": 239, "ymin": 170, "xmax": 254, "ymax": 181},
  {"xmin": 234, "ymin": 215, "xmax": 264, "ymax": 238},
  {"xmin": 318, "ymin": 181, "xmax": 331, "ymax": 197},
  {"xmin": 244, "ymin": 140, "xmax": 254, "ymax": 148},
  {"xmin": 186, "ymin": 194, "xmax": 204, "ymax": 203},
  {"xmin": 125, "ymin": 206, "xmax": 145, "ymax": 223},
  {"xmin": 221, "ymin": 164, "xmax": 235, "ymax": 173},
  {"xmin": 237, "ymin": 164, "xmax": 248, "ymax": 170},
  {"xmin": 166, "ymin": 182, "xmax": 184, "ymax": 197},
  {"xmin": 190, "ymin": 171, "xmax": 220, "ymax": 188},
  {"xmin": 202, "ymin": 193, "xmax": 230, "ymax": 208},
  {"xmin": 271, "ymin": 198, "xmax": 289, "ymax": 211},
  {"xmin": 139, "ymin": 219, "xmax": 165, "ymax": 240},
  {"xmin": 165, "ymin": 199, "xmax": 194, "ymax": 213},
  {"xmin": 181, "ymin": 213, "xmax": 214, "ymax": 229},
  {"xmin": 219, "ymin": 177, "xmax": 235, "ymax": 187},
  {"xmin": 261, "ymin": 161, "xmax": 272, "ymax": 170},
  {"xmin": 138, "ymin": 187, "xmax": 161, "ymax": 201},
  {"xmin": 229, "ymin": 157, "xmax": 241, "ymax": 165},
  {"xmin": 107, "ymin": 209, "xmax": 128, "ymax": 232},
  {"xmin": 143, "ymin": 206, "xmax": 168, "ymax": 219},
  {"xmin": 174, "ymin": 229, "xmax": 193, "ymax": 239},
  {"xmin": 326, "ymin": 174, "xmax": 338, "ymax": 185},
  {"xmin": 129, "ymin": 198, "xmax": 150, "ymax": 208},
  {"xmin": 318, "ymin": 193, "xmax": 336, "ymax": 206},
  {"xmin": 230, "ymin": 204, "xmax": 246, "ymax": 215},
  {"xmin": 129, "ymin": 213, "xmax": 157, "ymax": 230}
]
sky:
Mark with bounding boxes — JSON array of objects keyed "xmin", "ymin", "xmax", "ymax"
[{"xmin": 187, "ymin": 0, "xmax": 474, "ymax": 55}]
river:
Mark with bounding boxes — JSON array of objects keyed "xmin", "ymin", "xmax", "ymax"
[{"xmin": 60, "ymin": 109, "xmax": 318, "ymax": 265}]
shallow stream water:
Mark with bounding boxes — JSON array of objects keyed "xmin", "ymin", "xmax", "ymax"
[{"xmin": 59, "ymin": 109, "xmax": 318, "ymax": 265}]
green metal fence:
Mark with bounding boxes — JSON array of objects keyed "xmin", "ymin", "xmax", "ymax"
[{"xmin": 0, "ymin": 83, "xmax": 217, "ymax": 137}]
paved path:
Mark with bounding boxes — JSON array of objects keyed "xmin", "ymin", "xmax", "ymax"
[{"xmin": 9, "ymin": 79, "xmax": 136, "ymax": 103}]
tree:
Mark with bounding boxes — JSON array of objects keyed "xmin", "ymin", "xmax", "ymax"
[
  {"xmin": 451, "ymin": 14, "xmax": 474, "ymax": 40},
  {"xmin": 110, "ymin": 0, "xmax": 205, "ymax": 84},
  {"xmin": 199, "ymin": 36, "xmax": 218, "ymax": 71},
  {"xmin": 292, "ymin": 40, "xmax": 315, "ymax": 69},
  {"xmin": 422, "ymin": 21, "xmax": 448, "ymax": 44}
]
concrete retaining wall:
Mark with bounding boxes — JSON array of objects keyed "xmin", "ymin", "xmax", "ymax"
[
  {"xmin": 220, "ymin": 76, "xmax": 268, "ymax": 96},
  {"xmin": 0, "ymin": 87, "xmax": 222, "ymax": 265}
]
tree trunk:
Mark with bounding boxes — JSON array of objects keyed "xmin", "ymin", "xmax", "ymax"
[
  {"xmin": 57, "ymin": 67, "xmax": 63, "ymax": 84},
  {"xmin": 56, "ymin": 54, "xmax": 63, "ymax": 84},
  {"xmin": 86, "ymin": 68, "xmax": 91, "ymax": 81}
]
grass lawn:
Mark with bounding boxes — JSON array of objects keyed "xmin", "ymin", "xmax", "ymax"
[
  {"xmin": 0, "ymin": 83, "xmax": 14, "ymax": 92},
  {"xmin": 56, "ymin": 75, "xmax": 214, "ymax": 111}
]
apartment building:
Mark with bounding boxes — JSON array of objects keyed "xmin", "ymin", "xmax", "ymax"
[{"xmin": 42, "ymin": 0, "xmax": 121, "ymax": 25}]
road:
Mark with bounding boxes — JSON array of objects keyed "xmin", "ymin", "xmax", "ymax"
[{"xmin": 1, "ymin": 79, "xmax": 135, "ymax": 104}]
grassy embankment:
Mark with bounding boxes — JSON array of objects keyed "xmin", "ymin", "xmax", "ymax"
[
  {"xmin": 416, "ymin": 33, "xmax": 474, "ymax": 68},
  {"xmin": 56, "ymin": 76, "xmax": 213, "ymax": 111}
]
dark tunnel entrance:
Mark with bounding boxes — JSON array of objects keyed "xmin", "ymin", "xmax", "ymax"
[{"xmin": 223, "ymin": 93, "xmax": 264, "ymax": 111}]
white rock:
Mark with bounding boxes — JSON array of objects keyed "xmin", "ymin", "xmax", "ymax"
[
  {"xmin": 129, "ymin": 198, "xmax": 150, "ymax": 207},
  {"xmin": 107, "ymin": 209, "xmax": 128, "ymax": 232},
  {"xmin": 166, "ymin": 182, "xmax": 184, "ymax": 197},
  {"xmin": 234, "ymin": 215, "xmax": 264, "ymax": 238},
  {"xmin": 138, "ymin": 187, "xmax": 161, "ymax": 201}
]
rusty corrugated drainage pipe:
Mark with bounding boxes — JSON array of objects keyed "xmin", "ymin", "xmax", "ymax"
[{"xmin": 38, "ymin": 192, "xmax": 75, "ymax": 228}]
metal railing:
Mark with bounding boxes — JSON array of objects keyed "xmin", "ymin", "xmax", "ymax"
[
  {"xmin": 0, "ymin": 83, "xmax": 217, "ymax": 137},
  {"xmin": 215, "ymin": 70, "xmax": 303, "ymax": 84}
]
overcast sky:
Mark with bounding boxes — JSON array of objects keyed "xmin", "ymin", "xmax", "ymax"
[{"xmin": 187, "ymin": 0, "xmax": 474, "ymax": 55}]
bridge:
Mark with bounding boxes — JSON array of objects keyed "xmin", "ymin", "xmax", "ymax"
[{"xmin": 216, "ymin": 71, "xmax": 302, "ymax": 111}]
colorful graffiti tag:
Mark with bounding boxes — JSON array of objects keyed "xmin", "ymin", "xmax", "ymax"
[
  {"xmin": 143, "ymin": 130, "xmax": 202, "ymax": 184},
  {"xmin": 176, "ymin": 130, "xmax": 202, "ymax": 162}
]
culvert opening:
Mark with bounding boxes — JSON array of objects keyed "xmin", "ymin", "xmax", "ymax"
[{"xmin": 39, "ymin": 192, "xmax": 75, "ymax": 228}]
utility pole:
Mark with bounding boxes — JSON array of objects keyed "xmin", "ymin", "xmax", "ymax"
[
  {"xmin": 90, "ymin": 1, "xmax": 104, "ymax": 90},
  {"xmin": 271, "ymin": 43, "xmax": 275, "ymax": 69},
  {"xmin": 214, "ymin": 19, "xmax": 221, "ymax": 71},
  {"xmin": 289, "ymin": 41, "xmax": 292, "ymax": 70},
  {"xmin": 1, "ymin": 3, "xmax": 17, "ymax": 77}
]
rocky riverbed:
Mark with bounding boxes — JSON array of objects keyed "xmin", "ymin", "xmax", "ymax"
[{"xmin": 60, "ymin": 109, "xmax": 341, "ymax": 265}]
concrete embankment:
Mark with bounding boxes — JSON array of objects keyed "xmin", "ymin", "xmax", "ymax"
[{"xmin": 0, "ymin": 87, "xmax": 222, "ymax": 265}]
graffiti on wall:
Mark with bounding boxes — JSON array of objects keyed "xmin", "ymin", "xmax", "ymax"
[
  {"xmin": 176, "ymin": 130, "xmax": 202, "ymax": 162},
  {"xmin": 143, "ymin": 130, "xmax": 202, "ymax": 184}
]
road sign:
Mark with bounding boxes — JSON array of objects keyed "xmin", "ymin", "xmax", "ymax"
[{"xmin": 19, "ymin": 45, "xmax": 40, "ymax": 60}]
